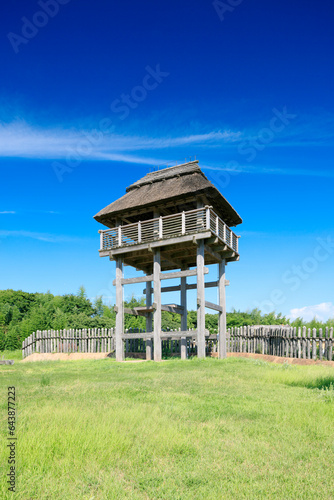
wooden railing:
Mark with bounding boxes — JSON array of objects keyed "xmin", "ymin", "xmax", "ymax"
[{"xmin": 99, "ymin": 206, "xmax": 239, "ymax": 253}]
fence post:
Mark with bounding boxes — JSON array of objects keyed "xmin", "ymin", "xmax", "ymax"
[
  {"xmin": 297, "ymin": 327, "xmax": 301, "ymax": 358},
  {"xmin": 107, "ymin": 328, "xmax": 111, "ymax": 352},
  {"xmin": 239, "ymin": 327, "xmax": 243, "ymax": 353},
  {"xmin": 55, "ymin": 330, "xmax": 58, "ymax": 353},
  {"xmin": 111, "ymin": 327, "xmax": 115, "ymax": 352},
  {"xmin": 312, "ymin": 328, "xmax": 317, "ymax": 359},
  {"xmin": 101, "ymin": 328, "xmax": 104, "ymax": 353},
  {"xmin": 302, "ymin": 326, "xmax": 306, "ymax": 359},
  {"xmin": 293, "ymin": 327, "xmax": 297, "ymax": 357},
  {"xmin": 97, "ymin": 328, "xmax": 101, "ymax": 353},
  {"xmin": 31, "ymin": 332, "xmax": 34, "ymax": 354},
  {"xmin": 66, "ymin": 329, "xmax": 69, "ymax": 353},
  {"xmin": 319, "ymin": 328, "xmax": 323, "ymax": 360},
  {"xmin": 287, "ymin": 328, "xmax": 291, "ymax": 357},
  {"xmin": 325, "ymin": 327, "xmax": 328, "ymax": 361},
  {"xmin": 84, "ymin": 329, "xmax": 87, "ymax": 353}
]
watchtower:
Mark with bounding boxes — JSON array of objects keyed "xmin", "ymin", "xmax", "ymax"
[{"xmin": 94, "ymin": 160, "xmax": 242, "ymax": 361}]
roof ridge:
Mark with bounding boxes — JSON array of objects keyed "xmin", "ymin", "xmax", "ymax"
[{"xmin": 126, "ymin": 160, "xmax": 201, "ymax": 192}]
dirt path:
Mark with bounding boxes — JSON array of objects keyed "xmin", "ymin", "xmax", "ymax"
[
  {"xmin": 227, "ymin": 352, "xmax": 334, "ymax": 367},
  {"xmin": 21, "ymin": 352, "xmax": 111, "ymax": 362},
  {"xmin": 22, "ymin": 353, "xmax": 146, "ymax": 363},
  {"xmin": 19, "ymin": 351, "xmax": 334, "ymax": 366}
]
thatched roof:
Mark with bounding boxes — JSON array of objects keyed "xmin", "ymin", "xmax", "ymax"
[{"xmin": 94, "ymin": 161, "xmax": 242, "ymax": 228}]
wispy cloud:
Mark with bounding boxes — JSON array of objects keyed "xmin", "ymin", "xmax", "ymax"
[
  {"xmin": 288, "ymin": 302, "xmax": 334, "ymax": 322},
  {"xmin": 0, "ymin": 210, "xmax": 60, "ymax": 215},
  {"xmin": 0, "ymin": 120, "xmax": 239, "ymax": 160},
  {"xmin": 202, "ymin": 163, "xmax": 334, "ymax": 178},
  {"xmin": 0, "ymin": 229, "xmax": 92, "ymax": 244},
  {"xmin": 0, "ymin": 119, "xmax": 333, "ymax": 178}
]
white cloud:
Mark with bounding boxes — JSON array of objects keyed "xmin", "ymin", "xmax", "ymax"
[
  {"xmin": 0, "ymin": 119, "xmax": 333, "ymax": 178},
  {"xmin": 202, "ymin": 163, "xmax": 334, "ymax": 178},
  {"xmin": 0, "ymin": 120, "xmax": 239, "ymax": 161},
  {"xmin": 0, "ymin": 230, "xmax": 92, "ymax": 244},
  {"xmin": 288, "ymin": 302, "xmax": 334, "ymax": 322},
  {"xmin": 0, "ymin": 211, "xmax": 16, "ymax": 214}
]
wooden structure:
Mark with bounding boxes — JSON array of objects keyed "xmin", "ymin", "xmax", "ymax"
[{"xmin": 94, "ymin": 160, "xmax": 242, "ymax": 361}]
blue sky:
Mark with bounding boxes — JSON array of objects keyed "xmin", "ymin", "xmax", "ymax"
[{"xmin": 1, "ymin": 0, "xmax": 333, "ymax": 321}]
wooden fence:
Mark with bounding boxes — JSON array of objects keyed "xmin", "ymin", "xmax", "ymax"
[
  {"xmin": 227, "ymin": 326, "xmax": 334, "ymax": 361},
  {"xmin": 22, "ymin": 328, "xmax": 218, "ymax": 359},
  {"xmin": 22, "ymin": 328, "xmax": 115, "ymax": 358},
  {"xmin": 23, "ymin": 325, "xmax": 332, "ymax": 361}
]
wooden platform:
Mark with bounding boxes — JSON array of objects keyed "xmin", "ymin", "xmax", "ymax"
[{"xmin": 99, "ymin": 207, "xmax": 239, "ymax": 273}]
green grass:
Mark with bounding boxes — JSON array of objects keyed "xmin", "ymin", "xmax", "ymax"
[
  {"xmin": 0, "ymin": 349, "xmax": 23, "ymax": 362},
  {"xmin": 1, "ymin": 356, "xmax": 334, "ymax": 499}
]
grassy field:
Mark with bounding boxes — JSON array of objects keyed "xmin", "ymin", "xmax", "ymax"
[{"xmin": 1, "ymin": 352, "xmax": 334, "ymax": 499}]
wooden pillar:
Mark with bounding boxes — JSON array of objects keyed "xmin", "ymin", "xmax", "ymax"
[
  {"xmin": 146, "ymin": 280, "xmax": 153, "ymax": 360},
  {"xmin": 180, "ymin": 267, "xmax": 188, "ymax": 360},
  {"xmin": 218, "ymin": 259, "xmax": 227, "ymax": 359},
  {"xmin": 115, "ymin": 257, "xmax": 124, "ymax": 361},
  {"xmin": 197, "ymin": 240, "xmax": 206, "ymax": 358},
  {"xmin": 153, "ymin": 249, "xmax": 162, "ymax": 361}
]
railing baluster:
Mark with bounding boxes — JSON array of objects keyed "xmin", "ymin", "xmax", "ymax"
[
  {"xmin": 182, "ymin": 211, "xmax": 186, "ymax": 234},
  {"xmin": 206, "ymin": 206, "xmax": 210, "ymax": 230},
  {"xmin": 138, "ymin": 221, "xmax": 142, "ymax": 243},
  {"xmin": 159, "ymin": 216, "xmax": 163, "ymax": 238}
]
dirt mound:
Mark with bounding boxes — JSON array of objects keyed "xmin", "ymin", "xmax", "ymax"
[
  {"xmin": 227, "ymin": 352, "xmax": 334, "ymax": 366},
  {"xmin": 21, "ymin": 352, "xmax": 148, "ymax": 363},
  {"xmin": 22, "ymin": 352, "xmax": 110, "ymax": 362}
]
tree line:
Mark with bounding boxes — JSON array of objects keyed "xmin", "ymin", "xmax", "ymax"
[{"xmin": 1, "ymin": 288, "xmax": 333, "ymax": 350}]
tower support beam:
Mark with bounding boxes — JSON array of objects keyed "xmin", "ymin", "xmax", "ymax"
[
  {"xmin": 218, "ymin": 259, "xmax": 227, "ymax": 359},
  {"xmin": 145, "ymin": 280, "xmax": 153, "ymax": 360},
  {"xmin": 115, "ymin": 257, "xmax": 124, "ymax": 361},
  {"xmin": 197, "ymin": 240, "xmax": 206, "ymax": 358},
  {"xmin": 180, "ymin": 266, "xmax": 188, "ymax": 360},
  {"xmin": 153, "ymin": 249, "xmax": 162, "ymax": 361}
]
